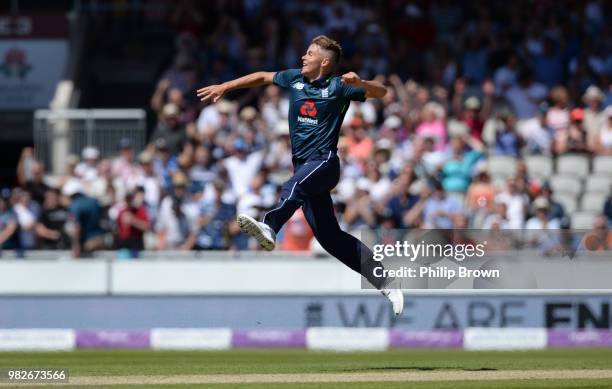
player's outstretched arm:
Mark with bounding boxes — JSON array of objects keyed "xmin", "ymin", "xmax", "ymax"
[
  {"xmin": 197, "ymin": 71, "xmax": 275, "ymax": 103},
  {"xmin": 341, "ymin": 72, "xmax": 387, "ymax": 99}
]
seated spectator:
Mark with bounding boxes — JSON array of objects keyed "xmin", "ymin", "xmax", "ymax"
[
  {"xmin": 75, "ymin": 146, "xmax": 100, "ymax": 183},
  {"xmin": 183, "ymin": 181, "xmax": 237, "ymax": 250},
  {"xmin": 415, "ymin": 102, "xmax": 447, "ymax": 151},
  {"xmin": 540, "ymin": 216, "xmax": 581, "ymax": 257},
  {"xmin": 525, "ymin": 197, "xmax": 560, "ymax": 247},
  {"xmin": 345, "ymin": 116, "xmax": 374, "ymax": 163},
  {"xmin": 583, "ymin": 214, "xmax": 612, "ymax": 251},
  {"xmin": 554, "ymin": 108, "xmax": 588, "ymax": 155},
  {"xmin": 539, "ymin": 182, "xmax": 565, "ymax": 221},
  {"xmin": 422, "ymin": 180, "xmax": 464, "ymax": 229},
  {"xmin": 583, "ymin": 86, "xmax": 607, "ymax": 150},
  {"xmin": 481, "ymin": 201, "xmax": 510, "ymax": 230},
  {"xmin": 495, "ymin": 178, "xmax": 529, "ymax": 229},
  {"xmin": 63, "ymin": 180, "xmax": 105, "ymax": 258},
  {"xmin": 385, "ymin": 163, "xmax": 422, "ymax": 228},
  {"xmin": 0, "ymin": 191, "xmax": 20, "ymax": 256},
  {"xmin": 440, "ymin": 134, "xmax": 484, "ymax": 193},
  {"xmin": 35, "ymin": 188, "xmax": 70, "ymax": 250},
  {"xmin": 494, "ymin": 112, "xmax": 523, "ymax": 157},
  {"xmin": 280, "ymin": 209, "xmax": 314, "ymax": 251},
  {"xmin": 115, "ymin": 188, "xmax": 150, "ymax": 257},
  {"xmin": 546, "ymin": 86, "xmax": 570, "ymax": 135},
  {"xmin": 224, "ymin": 138, "xmax": 264, "ymax": 198},
  {"xmin": 592, "ymin": 106, "xmax": 612, "ymax": 155},
  {"xmin": 465, "ymin": 165, "xmax": 495, "ymax": 227},
  {"xmin": 604, "ymin": 186, "xmax": 612, "ymax": 226},
  {"xmin": 153, "ymin": 138, "xmax": 179, "ymax": 191},
  {"xmin": 343, "ymin": 178, "xmax": 376, "ymax": 230},
  {"xmin": 156, "ymin": 172, "xmax": 195, "ymax": 249}
]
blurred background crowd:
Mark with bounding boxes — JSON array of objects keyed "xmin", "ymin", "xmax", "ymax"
[{"xmin": 1, "ymin": 0, "xmax": 611, "ymax": 257}]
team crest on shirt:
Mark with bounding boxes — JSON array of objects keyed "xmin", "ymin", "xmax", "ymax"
[
  {"xmin": 292, "ymin": 82, "xmax": 304, "ymax": 90},
  {"xmin": 322, "ymin": 88, "xmax": 329, "ymax": 98}
]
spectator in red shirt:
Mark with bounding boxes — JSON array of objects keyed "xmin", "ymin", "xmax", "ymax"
[{"xmin": 116, "ymin": 188, "xmax": 150, "ymax": 258}]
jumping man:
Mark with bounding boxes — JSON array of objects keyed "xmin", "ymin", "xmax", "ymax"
[{"xmin": 197, "ymin": 35, "xmax": 404, "ymax": 315}]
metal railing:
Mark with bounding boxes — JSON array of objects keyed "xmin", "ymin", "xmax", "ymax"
[{"xmin": 34, "ymin": 109, "xmax": 146, "ymax": 174}]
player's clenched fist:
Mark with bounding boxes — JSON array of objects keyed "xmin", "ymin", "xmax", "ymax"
[
  {"xmin": 341, "ymin": 72, "xmax": 363, "ymax": 86},
  {"xmin": 196, "ymin": 84, "xmax": 227, "ymax": 103}
]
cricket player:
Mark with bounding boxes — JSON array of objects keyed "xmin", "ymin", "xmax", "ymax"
[{"xmin": 197, "ymin": 35, "xmax": 403, "ymax": 315}]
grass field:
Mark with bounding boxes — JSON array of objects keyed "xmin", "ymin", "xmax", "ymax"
[{"xmin": 1, "ymin": 348, "xmax": 612, "ymax": 388}]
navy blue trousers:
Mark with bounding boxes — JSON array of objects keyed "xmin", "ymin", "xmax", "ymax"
[{"xmin": 262, "ymin": 151, "xmax": 387, "ymax": 289}]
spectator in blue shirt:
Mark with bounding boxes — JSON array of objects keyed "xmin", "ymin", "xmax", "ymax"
[
  {"xmin": 423, "ymin": 180, "xmax": 464, "ymax": 229},
  {"xmin": 62, "ymin": 181, "xmax": 105, "ymax": 258},
  {"xmin": 184, "ymin": 181, "xmax": 237, "ymax": 250},
  {"xmin": 441, "ymin": 133, "xmax": 484, "ymax": 193}
]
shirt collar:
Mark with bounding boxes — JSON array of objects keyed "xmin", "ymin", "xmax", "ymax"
[{"xmin": 304, "ymin": 74, "xmax": 333, "ymax": 88}]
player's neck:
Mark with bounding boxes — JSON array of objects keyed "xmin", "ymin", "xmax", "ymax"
[{"xmin": 304, "ymin": 68, "xmax": 332, "ymax": 83}]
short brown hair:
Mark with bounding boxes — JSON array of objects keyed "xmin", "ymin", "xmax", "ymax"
[{"xmin": 311, "ymin": 35, "xmax": 342, "ymax": 67}]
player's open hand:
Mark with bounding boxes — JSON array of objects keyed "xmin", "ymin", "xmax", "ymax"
[
  {"xmin": 341, "ymin": 72, "xmax": 363, "ymax": 86},
  {"xmin": 196, "ymin": 84, "xmax": 227, "ymax": 103}
]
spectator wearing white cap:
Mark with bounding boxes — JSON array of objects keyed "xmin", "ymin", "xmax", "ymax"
[
  {"xmin": 75, "ymin": 146, "xmax": 100, "ymax": 183},
  {"xmin": 525, "ymin": 196, "xmax": 560, "ymax": 247},
  {"xmin": 582, "ymin": 86, "xmax": 607, "ymax": 150}
]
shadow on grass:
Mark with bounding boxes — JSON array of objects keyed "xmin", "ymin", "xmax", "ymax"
[{"xmin": 338, "ymin": 366, "xmax": 499, "ymax": 372}]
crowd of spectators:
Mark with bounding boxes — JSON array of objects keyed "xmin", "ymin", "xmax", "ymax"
[{"xmin": 1, "ymin": 0, "xmax": 611, "ymax": 257}]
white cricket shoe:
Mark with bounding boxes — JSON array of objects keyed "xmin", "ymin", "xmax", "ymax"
[
  {"xmin": 237, "ymin": 214, "xmax": 276, "ymax": 251},
  {"xmin": 381, "ymin": 288, "xmax": 404, "ymax": 316}
]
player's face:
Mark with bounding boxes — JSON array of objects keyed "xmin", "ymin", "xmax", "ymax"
[{"xmin": 301, "ymin": 44, "xmax": 324, "ymax": 76}]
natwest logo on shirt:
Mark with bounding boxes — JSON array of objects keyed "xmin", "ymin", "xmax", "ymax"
[
  {"xmin": 299, "ymin": 100, "xmax": 317, "ymax": 117},
  {"xmin": 297, "ymin": 100, "xmax": 318, "ymax": 125}
]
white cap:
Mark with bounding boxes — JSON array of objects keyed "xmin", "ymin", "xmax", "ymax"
[
  {"xmin": 356, "ymin": 177, "xmax": 370, "ymax": 192},
  {"xmin": 62, "ymin": 179, "xmax": 84, "ymax": 197},
  {"xmin": 383, "ymin": 115, "xmax": 402, "ymax": 129},
  {"xmin": 82, "ymin": 146, "xmax": 99, "ymax": 160}
]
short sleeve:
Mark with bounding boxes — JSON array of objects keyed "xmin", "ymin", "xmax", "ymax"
[
  {"xmin": 340, "ymin": 82, "xmax": 367, "ymax": 102},
  {"xmin": 272, "ymin": 69, "xmax": 301, "ymax": 89}
]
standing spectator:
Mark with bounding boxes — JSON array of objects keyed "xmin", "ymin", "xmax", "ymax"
[
  {"xmin": 17, "ymin": 147, "xmax": 49, "ymax": 205},
  {"xmin": 35, "ymin": 188, "xmax": 70, "ymax": 250},
  {"xmin": 150, "ymin": 103, "xmax": 187, "ymax": 156},
  {"xmin": 63, "ymin": 180, "xmax": 105, "ymax": 258},
  {"xmin": 116, "ymin": 189, "xmax": 150, "ymax": 257},
  {"xmin": 0, "ymin": 192, "xmax": 20, "ymax": 256}
]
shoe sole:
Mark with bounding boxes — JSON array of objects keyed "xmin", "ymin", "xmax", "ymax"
[{"xmin": 237, "ymin": 215, "xmax": 275, "ymax": 251}]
